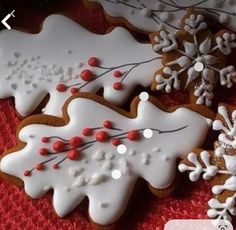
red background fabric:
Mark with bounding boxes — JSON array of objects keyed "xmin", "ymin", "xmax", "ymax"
[{"xmin": 0, "ymin": 0, "xmax": 236, "ymax": 229}]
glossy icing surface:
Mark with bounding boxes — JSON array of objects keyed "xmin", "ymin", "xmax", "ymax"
[
  {"xmin": 0, "ymin": 14, "xmax": 159, "ymax": 116},
  {"xmin": 88, "ymin": 0, "xmax": 236, "ymax": 32},
  {"xmin": 1, "ymin": 95, "xmax": 210, "ymax": 224}
]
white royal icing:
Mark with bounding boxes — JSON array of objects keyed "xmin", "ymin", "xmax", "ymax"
[
  {"xmin": 1, "ymin": 95, "xmax": 210, "ymax": 225},
  {"xmin": 87, "ymin": 0, "xmax": 236, "ymax": 32},
  {"xmin": 179, "ymin": 105, "xmax": 236, "ymax": 221},
  {"xmin": 153, "ymin": 12, "xmax": 236, "ymax": 106},
  {"xmin": 0, "ymin": 14, "xmax": 160, "ymax": 116}
]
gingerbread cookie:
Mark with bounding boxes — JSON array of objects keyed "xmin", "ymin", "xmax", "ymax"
[
  {"xmin": 179, "ymin": 105, "xmax": 236, "ymax": 221},
  {"xmin": 0, "ymin": 92, "xmax": 212, "ymax": 226},
  {"xmin": 0, "ymin": 14, "xmax": 160, "ymax": 117},
  {"xmin": 84, "ymin": 0, "xmax": 236, "ymax": 33},
  {"xmin": 151, "ymin": 10, "xmax": 236, "ymax": 107}
]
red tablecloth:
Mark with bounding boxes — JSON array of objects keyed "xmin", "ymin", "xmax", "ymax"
[{"xmin": 0, "ymin": 0, "xmax": 236, "ymax": 229}]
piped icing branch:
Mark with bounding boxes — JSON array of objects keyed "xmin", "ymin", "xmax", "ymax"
[
  {"xmin": 0, "ymin": 14, "xmax": 159, "ymax": 116},
  {"xmin": 24, "ymin": 125, "xmax": 188, "ymax": 176},
  {"xmin": 151, "ymin": 10, "xmax": 236, "ymax": 107},
  {"xmin": 56, "ymin": 56, "xmax": 159, "ymax": 94},
  {"xmin": 87, "ymin": 0, "xmax": 236, "ymax": 32},
  {"xmin": 179, "ymin": 105, "xmax": 236, "ymax": 222},
  {"xmin": 0, "ymin": 93, "xmax": 210, "ymax": 225}
]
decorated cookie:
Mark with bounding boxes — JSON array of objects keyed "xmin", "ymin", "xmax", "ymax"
[
  {"xmin": 0, "ymin": 92, "xmax": 212, "ymax": 226},
  {"xmin": 0, "ymin": 14, "xmax": 160, "ymax": 117},
  {"xmin": 84, "ymin": 0, "xmax": 236, "ymax": 33},
  {"xmin": 179, "ymin": 105, "xmax": 236, "ymax": 221},
  {"xmin": 151, "ymin": 10, "xmax": 236, "ymax": 107}
]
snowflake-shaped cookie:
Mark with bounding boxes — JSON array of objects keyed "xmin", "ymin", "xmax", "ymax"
[
  {"xmin": 0, "ymin": 14, "xmax": 159, "ymax": 117},
  {"xmin": 0, "ymin": 93, "xmax": 211, "ymax": 225},
  {"xmin": 86, "ymin": 0, "xmax": 236, "ymax": 33},
  {"xmin": 151, "ymin": 10, "xmax": 236, "ymax": 107},
  {"xmin": 179, "ymin": 105, "xmax": 236, "ymax": 221}
]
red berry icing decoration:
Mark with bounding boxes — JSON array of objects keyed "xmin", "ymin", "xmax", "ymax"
[
  {"xmin": 35, "ymin": 163, "xmax": 44, "ymax": 171},
  {"xmin": 113, "ymin": 82, "xmax": 122, "ymax": 90},
  {"xmin": 41, "ymin": 137, "xmax": 49, "ymax": 143},
  {"xmin": 113, "ymin": 70, "xmax": 123, "ymax": 78},
  {"xmin": 39, "ymin": 148, "xmax": 49, "ymax": 156},
  {"xmin": 88, "ymin": 57, "xmax": 100, "ymax": 67},
  {"xmin": 82, "ymin": 128, "xmax": 93, "ymax": 136},
  {"xmin": 53, "ymin": 164, "xmax": 59, "ymax": 169},
  {"xmin": 24, "ymin": 170, "xmax": 31, "ymax": 176},
  {"xmin": 111, "ymin": 138, "xmax": 120, "ymax": 146},
  {"xmin": 96, "ymin": 131, "xmax": 108, "ymax": 142},
  {"xmin": 103, "ymin": 120, "xmax": 112, "ymax": 129},
  {"xmin": 127, "ymin": 130, "xmax": 140, "ymax": 141},
  {"xmin": 70, "ymin": 87, "xmax": 78, "ymax": 94},
  {"xmin": 80, "ymin": 69, "xmax": 93, "ymax": 82},
  {"xmin": 67, "ymin": 149, "xmax": 80, "ymax": 160},
  {"xmin": 52, "ymin": 141, "xmax": 65, "ymax": 152},
  {"xmin": 70, "ymin": 136, "xmax": 83, "ymax": 147},
  {"xmin": 56, "ymin": 83, "xmax": 67, "ymax": 92}
]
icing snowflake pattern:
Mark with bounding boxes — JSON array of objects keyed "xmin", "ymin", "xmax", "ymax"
[
  {"xmin": 87, "ymin": 0, "xmax": 236, "ymax": 32},
  {"xmin": 152, "ymin": 11, "xmax": 236, "ymax": 106},
  {"xmin": 0, "ymin": 14, "xmax": 159, "ymax": 116},
  {"xmin": 0, "ymin": 95, "xmax": 210, "ymax": 225},
  {"xmin": 179, "ymin": 105, "xmax": 236, "ymax": 221}
]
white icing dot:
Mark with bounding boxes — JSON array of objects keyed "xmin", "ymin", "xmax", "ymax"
[
  {"xmin": 14, "ymin": 52, "xmax": 20, "ymax": 58},
  {"xmin": 100, "ymin": 202, "xmax": 109, "ymax": 208},
  {"xmin": 72, "ymin": 175, "xmax": 86, "ymax": 187},
  {"xmin": 194, "ymin": 62, "xmax": 204, "ymax": 72},
  {"xmin": 64, "ymin": 186, "xmax": 71, "ymax": 192},
  {"xmin": 105, "ymin": 152, "xmax": 114, "ymax": 160},
  {"xmin": 42, "ymin": 108, "xmax": 46, "ymax": 112},
  {"xmin": 220, "ymin": 13, "xmax": 230, "ymax": 24},
  {"xmin": 102, "ymin": 161, "xmax": 113, "ymax": 170},
  {"xmin": 111, "ymin": 169, "xmax": 122, "ymax": 180},
  {"xmin": 117, "ymin": 144, "xmax": 127, "ymax": 154},
  {"xmin": 130, "ymin": 10, "xmax": 135, "ymax": 15},
  {"xmin": 152, "ymin": 147, "xmax": 161, "ymax": 152},
  {"xmin": 43, "ymin": 186, "xmax": 50, "ymax": 191},
  {"xmin": 160, "ymin": 12, "xmax": 170, "ymax": 22},
  {"xmin": 10, "ymin": 83, "xmax": 17, "ymax": 90},
  {"xmin": 139, "ymin": 92, "xmax": 149, "ymax": 101},
  {"xmin": 128, "ymin": 150, "xmax": 136, "ymax": 156},
  {"xmin": 140, "ymin": 8, "xmax": 152, "ymax": 18},
  {"xmin": 92, "ymin": 151, "xmax": 105, "ymax": 160},
  {"xmin": 141, "ymin": 153, "xmax": 150, "ymax": 165},
  {"xmin": 143, "ymin": 129, "xmax": 153, "ymax": 139},
  {"xmin": 119, "ymin": 159, "xmax": 129, "ymax": 174},
  {"xmin": 89, "ymin": 172, "xmax": 105, "ymax": 185},
  {"xmin": 161, "ymin": 155, "xmax": 170, "ymax": 161},
  {"xmin": 68, "ymin": 167, "xmax": 83, "ymax": 177}
]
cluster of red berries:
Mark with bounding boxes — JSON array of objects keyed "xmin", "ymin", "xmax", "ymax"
[
  {"xmin": 24, "ymin": 120, "xmax": 140, "ymax": 176},
  {"xmin": 56, "ymin": 57, "xmax": 124, "ymax": 94}
]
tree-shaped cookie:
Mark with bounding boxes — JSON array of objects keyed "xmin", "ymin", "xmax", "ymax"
[
  {"xmin": 151, "ymin": 10, "xmax": 236, "ymax": 107},
  {"xmin": 179, "ymin": 105, "xmax": 236, "ymax": 221},
  {"xmin": 0, "ymin": 93, "xmax": 212, "ymax": 226},
  {"xmin": 0, "ymin": 14, "xmax": 160, "ymax": 117},
  {"xmin": 85, "ymin": 0, "xmax": 236, "ymax": 33}
]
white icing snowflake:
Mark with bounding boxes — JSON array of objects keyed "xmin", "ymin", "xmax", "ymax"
[
  {"xmin": 152, "ymin": 11, "xmax": 236, "ymax": 106},
  {"xmin": 0, "ymin": 95, "xmax": 210, "ymax": 225},
  {"xmin": 87, "ymin": 0, "xmax": 236, "ymax": 32},
  {"xmin": 0, "ymin": 14, "xmax": 159, "ymax": 116},
  {"xmin": 179, "ymin": 105, "xmax": 236, "ymax": 221}
]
